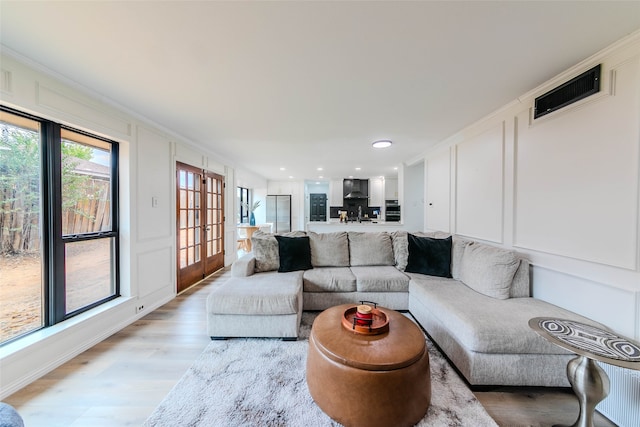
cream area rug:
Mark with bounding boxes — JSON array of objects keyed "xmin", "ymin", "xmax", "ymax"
[{"xmin": 144, "ymin": 312, "xmax": 497, "ymax": 427}]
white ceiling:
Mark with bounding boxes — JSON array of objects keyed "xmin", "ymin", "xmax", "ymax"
[{"xmin": 1, "ymin": 1, "xmax": 639, "ymax": 182}]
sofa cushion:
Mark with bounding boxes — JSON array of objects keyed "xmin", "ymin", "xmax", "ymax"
[
  {"xmin": 251, "ymin": 230, "xmax": 306, "ymax": 272},
  {"xmin": 408, "ymin": 275, "xmax": 602, "ymax": 355},
  {"xmin": 275, "ymin": 235, "xmax": 313, "ymax": 272},
  {"xmin": 392, "ymin": 231, "xmax": 451, "ymax": 271},
  {"xmin": 208, "ymin": 271, "xmax": 303, "ymax": 315},
  {"xmin": 405, "ymin": 234, "xmax": 452, "ymax": 278},
  {"xmin": 451, "ymin": 237, "xmax": 472, "ymax": 280},
  {"xmin": 459, "ymin": 243, "xmax": 520, "ymax": 299},
  {"xmin": 303, "ymin": 267, "xmax": 356, "ymax": 292},
  {"xmin": 308, "ymin": 231, "xmax": 350, "ymax": 267},
  {"xmin": 351, "ymin": 266, "xmax": 410, "ymax": 292},
  {"xmin": 348, "ymin": 232, "xmax": 394, "ymax": 266},
  {"xmin": 510, "ymin": 259, "xmax": 531, "ymax": 298},
  {"xmin": 391, "ymin": 231, "xmax": 410, "ymax": 270}
]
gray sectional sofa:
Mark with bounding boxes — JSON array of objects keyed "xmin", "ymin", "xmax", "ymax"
[{"xmin": 206, "ymin": 230, "xmax": 606, "ymax": 387}]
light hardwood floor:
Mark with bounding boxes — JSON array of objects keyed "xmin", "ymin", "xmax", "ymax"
[{"xmin": 4, "ymin": 268, "xmax": 616, "ymax": 427}]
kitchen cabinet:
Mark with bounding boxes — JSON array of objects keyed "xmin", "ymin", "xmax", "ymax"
[
  {"xmin": 385, "ymin": 178, "xmax": 398, "ymax": 200},
  {"xmin": 369, "ymin": 177, "xmax": 384, "ymax": 207},
  {"xmin": 330, "ymin": 180, "xmax": 343, "ymax": 206}
]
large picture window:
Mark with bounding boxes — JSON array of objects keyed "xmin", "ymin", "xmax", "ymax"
[{"xmin": 0, "ymin": 107, "xmax": 119, "ymax": 345}]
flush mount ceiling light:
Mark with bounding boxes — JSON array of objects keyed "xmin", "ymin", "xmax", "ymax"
[{"xmin": 372, "ymin": 139, "xmax": 392, "ymax": 149}]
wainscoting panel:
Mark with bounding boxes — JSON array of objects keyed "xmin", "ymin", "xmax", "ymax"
[
  {"xmin": 137, "ymin": 247, "xmax": 173, "ymax": 298},
  {"xmin": 136, "ymin": 125, "xmax": 172, "ymax": 242},
  {"xmin": 455, "ymin": 123, "xmax": 504, "ymax": 243},
  {"xmin": 531, "ymin": 265, "xmax": 637, "ymax": 338},
  {"xmin": 514, "ymin": 58, "xmax": 639, "ymax": 270}
]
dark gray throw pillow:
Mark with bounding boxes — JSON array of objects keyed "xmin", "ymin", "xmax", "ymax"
[
  {"xmin": 275, "ymin": 235, "xmax": 313, "ymax": 273},
  {"xmin": 405, "ymin": 234, "xmax": 452, "ymax": 278}
]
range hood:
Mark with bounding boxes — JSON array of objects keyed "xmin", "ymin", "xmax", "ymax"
[
  {"xmin": 343, "ymin": 179, "xmax": 369, "ymax": 199},
  {"xmin": 344, "ymin": 191, "xmax": 368, "ymax": 199}
]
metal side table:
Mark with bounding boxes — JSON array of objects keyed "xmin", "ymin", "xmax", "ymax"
[{"xmin": 529, "ymin": 317, "xmax": 640, "ymax": 427}]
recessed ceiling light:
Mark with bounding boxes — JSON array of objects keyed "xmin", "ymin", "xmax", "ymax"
[
  {"xmin": 280, "ymin": 167, "xmax": 286, "ymax": 171},
  {"xmin": 317, "ymin": 167, "xmax": 323, "ymax": 171},
  {"xmin": 318, "ymin": 176, "xmax": 324, "ymax": 179},
  {"xmin": 355, "ymin": 167, "xmax": 361, "ymax": 171},
  {"xmin": 288, "ymin": 175, "xmax": 294, "ymax": 179},
  {"xmin": 372, "ymin": 139, "xmax": 392, "ymax": 149}
]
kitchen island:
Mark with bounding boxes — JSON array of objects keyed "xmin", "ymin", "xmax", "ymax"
[{"xmin": 306, "ymin": 220, "xmax": 404, "ymax": 233}]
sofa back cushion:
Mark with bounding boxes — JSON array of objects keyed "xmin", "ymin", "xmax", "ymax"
[
  {"xmin": 275, "ymin": 235, "xmax": 313, "ymax": 272},
  {"xmin": 510, "ymin": 258, "xmax": 531, "ymax": 298},
  {"xmin": 392, "ymin": 230, "xmax": 451, "ymax": 271},
  {"xmin": 348, "ymin": 232, "xmax": 395, "ymax": 266},
  {"xmin": 308, "ymin": 231, "xmax": 350, "ymax": 267},
  {"xmin": 451, "ymin": 236, "xmax": 473, "ymax": 280},
  {"xmin": 459, "ymin": 243, "xmax": 520, "ymax": 299},
  {"xmin": 405, "ymin": 234, "xmax": 452, "ymax": 278},
  {"xmin": 252, "ymin": 230, "xmax": 306, "ymax": 272}
]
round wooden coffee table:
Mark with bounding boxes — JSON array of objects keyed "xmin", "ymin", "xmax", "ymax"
[{"xmin": 306, "ymin": 304, "xmax": 431, "ymax": 427}]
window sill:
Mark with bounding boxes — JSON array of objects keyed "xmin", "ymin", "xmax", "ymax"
[{"xmin": 0, "ymin": 296, "xmax": 134, "ymax": 358}]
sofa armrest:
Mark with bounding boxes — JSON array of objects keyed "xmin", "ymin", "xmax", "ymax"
[{"xmin": 231, "ymin": 254, "xmax": 256, "ymax": 277}]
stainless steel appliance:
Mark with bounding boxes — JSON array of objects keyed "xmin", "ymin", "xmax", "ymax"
[
  {"xmin": 385, "ymin": 200, "xmax": 400, "ymax": 222},
  {"xmin": 266, "ymin": 195, "xmax": 292, "ymax": 233}
]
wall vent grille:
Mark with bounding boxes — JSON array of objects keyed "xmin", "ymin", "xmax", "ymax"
[
  {"xmin": 534, "ymin": 64, "xmax": 601, "ymax": 119},
  {"xmin": 1, "ymin": 69, "xmax": 12, "ymax": 93}
]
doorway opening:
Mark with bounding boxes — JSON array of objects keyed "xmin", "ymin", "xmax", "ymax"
[
  {"xmin": 309, "ymin": 193, "xmax": 327, "ymax": 222},
  {"xmin": 176, "ymin": 162, "xmax": 225, "ymax": 293}
]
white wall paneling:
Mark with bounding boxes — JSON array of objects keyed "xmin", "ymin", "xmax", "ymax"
[
  {"xmin": 532, "ymin": 265, "xmax": 638, "ymax": 338},
  {"xmin": 136, "ymin": 126, "xmax": 172, "ymax": 242},
  {"xmin": 136, "ymin": 247, "xmax": 173, "ymax": 299},
  {"xmin": 426, "ymin": 149, "xmax": 451, "ymax": 232},
  {"xmin": 403, "ymin": 162, "xmax": 425, "ymax": 231},
  {"xmin": 514, "ymin": 57, "xmax": 639, "ymax": 270},
  {"xmin": 36, "ymin": 83, "xmax": 132, "ymax": 138},
  {"xmin": 418, "ymin": 32, "xmax": 640, "ymax": 425},
  {"xmin": 455, "ymin": 122, "xmax": 505, "ymax": 243},
  {"xmin": 0, "ymin": 51, "xmax": 236, "ymax": 399}
]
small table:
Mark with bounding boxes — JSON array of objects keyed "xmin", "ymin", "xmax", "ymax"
[
  {"xmin": 529, "ymin": 317, "xmax": 640, "ymax": 427},
  {"xmin": 237, "ymin": 225, "xmax": 259, "ymax": 252},
  {"xmin": 306, "ymin": 304, "xmax": 431, "ymax": 427}
]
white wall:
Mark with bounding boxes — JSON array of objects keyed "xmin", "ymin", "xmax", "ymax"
[
  {"xmin": 423, "ymin": 32, "xmax": 640, "ymax": 426},
  {"xmin": 402, "ymin": 161, "xmax": 425, "ymax": 231},
  {"xmin": 0, "ymin": 51, "xmax": 236, "ymax": 399}
]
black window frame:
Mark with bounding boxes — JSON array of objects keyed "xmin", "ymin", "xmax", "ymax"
[
  {"xmin": 238, "ymin": 186, "xmax": 249, "ymax": 224},
  {"xmin": 1, "ymin": 105, "xmax": 120, "ymax": 339}
]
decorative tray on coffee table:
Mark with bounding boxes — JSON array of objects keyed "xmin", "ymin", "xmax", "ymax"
[{"xmin": 341, "ymin": 303, "xmax": 390, "ymax": 335}]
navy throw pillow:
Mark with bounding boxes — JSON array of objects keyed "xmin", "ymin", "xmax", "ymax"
[
  {"xmin": 405, "ymin": 234, "xmax": 452, "ymax": 278},
  {"xmin": 275, "ymin": 235, "xmax": 313, "ymax": 272}
]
